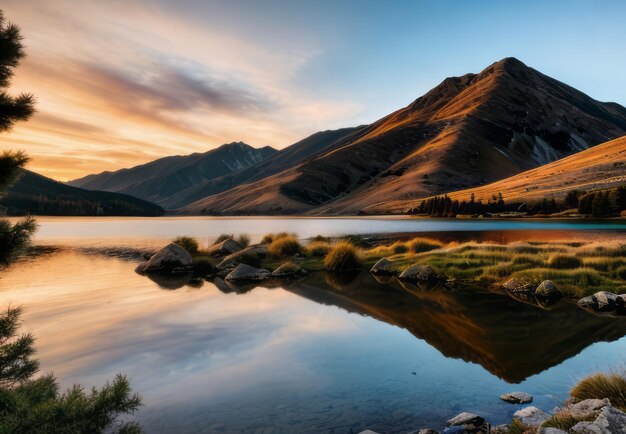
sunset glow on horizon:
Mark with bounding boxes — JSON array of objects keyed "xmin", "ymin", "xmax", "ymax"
[{"xmin": 1, "ymin": 0, "xmax": 625, "ymax": 181}]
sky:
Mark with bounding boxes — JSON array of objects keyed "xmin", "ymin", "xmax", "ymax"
[{"xmin": 1, "ymin": 0, "xmax": 625, "ymax": 181}]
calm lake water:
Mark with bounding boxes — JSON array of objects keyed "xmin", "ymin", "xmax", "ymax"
[{"xmin": 1, "ymin": 217, "xmax": 626, "ymax": 433}]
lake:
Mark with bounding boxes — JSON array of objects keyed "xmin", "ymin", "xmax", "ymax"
[{"xmin": 1, "ymin": 217, "xmax": 626, "ymax": 433}]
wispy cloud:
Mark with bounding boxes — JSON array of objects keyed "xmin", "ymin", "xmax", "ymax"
[{"xmin": 0, "ymin": 0, "xmax": 364, "ymax": 180}]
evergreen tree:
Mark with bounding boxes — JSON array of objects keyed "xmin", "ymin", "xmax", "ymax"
[{"xmin": 0, "ymin": 12, "xmax": 36, "ymax": 266}]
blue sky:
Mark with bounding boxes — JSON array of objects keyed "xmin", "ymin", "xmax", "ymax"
[{"xmin": 2, "ymin": 0, "xmax": 625, "ymax": 179}]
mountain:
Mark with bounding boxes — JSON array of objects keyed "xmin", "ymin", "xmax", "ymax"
[
  {"xmin": 379, "ymin": 134, "xmax": 625, "ymax": 212},
  {"xmin": 181, "ymin": 57, "xmax": 626, "ymax": 215},
  {"xmin": 69, "ymin": 142, "xmax": 277, "ymax": 209},
  {"xmin": 1, "ymin": 170, "xmax": 164, "ymax": 216},
  {"xmin": 166, "ymin": 126, "xmax": 362, "ymax": 209}
]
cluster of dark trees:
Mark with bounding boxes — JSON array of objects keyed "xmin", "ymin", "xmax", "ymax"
[
  {"xmin": 411, "ymin": 193, "xmax": 508, "ymax": 217},
  {"xmin": 412, "ymin": 187, "xmax": 626, "ymax": 218},
  {"xmin": 0, "ymin": 10, "xmax": 144, "ymax": 433},
  {"xmin": 575, "ymin": 187, "xmax": 626, "ymax": 217}
]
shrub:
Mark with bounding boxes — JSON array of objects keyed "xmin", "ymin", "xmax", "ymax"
[
  {"xmin": 192, "ymin": 257, "xmax": 214, "ymax": 277},
  {"xmin": 391, "ymin": 242, "xmax": 409, "ymax": 254},
  {"xmin": 324, "ymin": 241, "xmax": 362, "ymax": 271},
  {"xmin": 407, "ymin": 237, "xmax": 443, "ymax": 253},
  {"xmin": 261, "ymin": 232, "xmax": 292, "ymax": 244},
  {"xmin": 236, "ymin": 233, "xmax": 251, "ymax": 248},
  {"xmin": 0, "ymin": 307, "xmax": 143, "ymax": 433},
  {"xmin": 307, "ymin": 241, "xmax": 331, "ymax": 257},
  {"xmin": 268, "ymin": 236, "xmax": 302, "ymax": 257},
  {"xmin": 311, "ymin": 235, "xmax": 331, "ymax": 243},
  {"xmin": 548, "ymin": 254, "xmax": 583, "ymax": 269},
  {"xmin": 172, "ymin": 236, "xmax": 199, "ymax": 254},
  {"xmin": 341, "ymin": 234, "xmax": 368, "ymax": 248},
  {"xmin": 570, "ymin": 372, "xmax": 626, "ymax": 411},
  {"xmin": 215, "ymin": 233, "xmax": 234, "ymax": 243}
]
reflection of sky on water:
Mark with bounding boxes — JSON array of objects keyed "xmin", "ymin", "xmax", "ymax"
[
  {"xmin": 1, "ymin": 251, "xmax": 625, "ymax": 432},
  {"xmin": 14, "ymin": 216, "xmax": 626, "ymax": 249}
]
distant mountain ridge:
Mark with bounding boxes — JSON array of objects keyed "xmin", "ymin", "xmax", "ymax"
[
  {"xmin": 181, "ymin": 57, "xmax": 626, "ymax": 215},
  {"xmin": 2, "ymin": 170, "xmax": 164, "ymax": 216},
  {"xmin": 69, "ymin": 142, "xmax": 277, "ymax": 209}
]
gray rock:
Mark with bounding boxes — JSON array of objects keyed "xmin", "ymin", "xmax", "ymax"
[
  {"xmin": 491, "ymin": 425, "xmax": 509, "ymax": 434},
  {"xmin": 567, "ymin": 398, "xmax": 610, "ymax": 419},
  {"xmin": 217, "ymin": 245, "xmax": 268, "ymax": 269},
  {"xmin": 572, "ymin": 405, "xmax": 626, "ymax": 434},
  {"xmin": 358, "ymin": 431, "xmax": 380, "ymax": 434},
  {"xmin": 399, "ymin": 264, "xmax": 438, "ymax": 281},
  {"xmin": 225, "ymin": 263, "xmax": 270, "ymax": 283},
  {"xmin": 512, "ymin": 406, "xmax": 550, "ymax": 426},
  {"xmin": 135, "ymin": 243, "xmax": 193, "ymax": 274},
  {"xmin": 271, "ymin": 262, "xmax": 306, "ymax": 278},
  {"xmin": 206, "ymin": 239, "xmax": 242, "ymax": 257},
  {"xmin": 445, "ymin": 412, "xmax": 489, "ymax": 433},
  {"xmin": 535, "ymin": 280, "xmax": 561, "ymax": 298},
  {"xmin": 500, "ymin": 391, "xmax": 533, "ymax": 404},
  {"xmin": 415, "ymin": 430, "xmax": 439, "ymax": 434},
  {"xmin": 578, "ymin": 295, "xmax": 597, "ymax": 310},
  {"xmin": 595, "ymin": 291, "xmax": 620, "ymax": 312},
  {"xmin": 503, "ymin": 278, "xmax": 534, "ymax": 293},
  {"xmin": 370, "ymin": 258, "xmax": 399, "ymax": 275}
]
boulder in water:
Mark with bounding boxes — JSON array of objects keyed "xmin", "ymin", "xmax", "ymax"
[
  {"xmin": 135, "ymin": 243, "xmax": 193, "ymax": 275},
  {"xmin": 206, "ymin": 239, "xmax": 242, "ymax": 257},
  {"xmin": 512, "ymin": 406, "xmax": 550, "ymax": 427},
  {"xmin": 500, "ymin": 391, "xmax": 533, "ymax": 404},
  {"xmin": 399, "ymin": 264, "xmax": 438, "ymax": 281},
  {"xmin": 535, "ymin": 280, "xmax": 561, "ymax": 298},
  {"xmin": 225, "ymin": 263, "xmax": 270, "ymax": 283},
  {"xmin": 370, "ymin": 258, "xmax": 399, "ymax": 275}
]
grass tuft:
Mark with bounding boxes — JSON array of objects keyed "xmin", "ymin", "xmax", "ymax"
[
  {"xmin": 215, "ymin": 233, "xmax": 234, "ymax": 243},
  {"xmin": 407, "ymin": 237, "xmax": 443, "ymax": 254},
  {"xmin": 548, "ymin": 254, "xmax": 583, "ymax": 269},
  {"xmin": 268, "ymin": 236, "xmax": 302, "ymax": 257},
  {"xmin": 306, "ymin": 241, "xmax": 331, "ymax": 257},
  {"xmin": 324, "ymin": 241, "xmax": 363, "ymax": 272},
  {"xmin": 570, "ymin": 372, "xmax": 626, "ymax": 411},
  {"xmin": 172, "ymin": 236, "xmax": 199, "ymax": 254}
]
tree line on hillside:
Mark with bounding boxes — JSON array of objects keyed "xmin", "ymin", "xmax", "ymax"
[{"xmin": 410, "ymin": 187, "xmax": 626, "ymax": 218}]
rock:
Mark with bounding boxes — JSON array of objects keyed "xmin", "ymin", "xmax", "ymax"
[
  {"xmin": 578, "ymin": 291, "xmax": 622, "ymax": 313},
  {"xmin": 415, "ymin": 429, "xmax": 439, "ymax": 434},
  {"xmin": 444, "ymin": 412, "xmax": 489, "ymax": 433},
  {"xmin": 571, "ymin": 405, "xmax": 626, "ymax": 434},
  {"xmin": 399, "ymin": 264, "xmax": 438, "ymax": 281},
  {"xmin": 217, "ymin": 245, "xmax": 268, "ymax": 269},
  {"xmin": 358, "ymin": 431, "xmax": 380, "ymax": 434},
  {"xmin": 370, "ymin": 258, "xmax": 399, "ymax": 275},
  {"xmin": 206, "ymin": 239, "xmax": 242, "ymax": 257},
  {"xmin": 595, "ymin": 291, "xmax": 620, "ymax": 312},
  {"xmin": 271, "ymin": 262, "xmax": 306, "ymax": 278},
  {"xmin": 538, "ymin": 428, "xmax": 568, "ymax": 434},
  {"xmin": 135, "ymin": 243, "xmax": 193, "ymax": 274},
  {"xmin": 500, "ymin": 391, "xmax": 533, "ymax": 404},
  {"xmin": 535, "ymin": 280, "xmax": 561, "ymax": 298},
  {"xmin": 491, "ymin": 425, "xmax": 510, "ymax": 434},
  {"xmin": 567, "ymin": 398, "xmax": 610, "ymax": 419},
  {"xmin": 512, "ymin": 406, "xmax": 550, "ymax": 426},
  {"xmin": 503, "ymin": 278, "xmax": 534, "ymax": 293},
  {"xmin": 225, "ymin": 263, "xmax": 270, "ymax": 283}
]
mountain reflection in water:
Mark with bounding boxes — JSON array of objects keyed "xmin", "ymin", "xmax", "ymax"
[{"xmin": 158, "ymin": 268, "xmax": 626, "ymax": 384}]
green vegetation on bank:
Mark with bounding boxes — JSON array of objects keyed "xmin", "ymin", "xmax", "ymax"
[{"xmin": 177, "ymin": 232, "xmax": 626, "ymax": 298}]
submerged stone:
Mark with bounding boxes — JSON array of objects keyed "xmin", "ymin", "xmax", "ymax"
[
  {"xmin": 271, "ymin": 262, "xmax": 306, "ymax": 278},
  {"xmin": 503, "ymin": 278, "xmax": 534, "ymax": 293},
  {"xmin": 500, "ymin": 391, "xmax": 533, "ymax": 404},
  {"xmin": 444, "ymin": 412, "xmax": 489, "ymax": 433},
  {"xmin": 225, "ymin": 263, "xmax": 270, "ymax": 283}
]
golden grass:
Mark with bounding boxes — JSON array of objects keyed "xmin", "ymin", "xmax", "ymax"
[
  {"xmin": 571, "ymin": 372, "xmax": 626, "ymax": 411},
  {"xmin": 324, "ymin": 241, "xmax": 363, "ymax": 272},
  {"xmin": 548, "ymin": 254, "xmax": 583, "ymax": 269},
  {"xmin": 306, "ymin": 241, "xmax": 331, "ymax": 257},
  {"xmin": 268, "ymin": 236, "xmax": 302, "ymax": 257},
  {"xmin": 407, "ymin": 237, "xmax": 444, "ymax": 253}
]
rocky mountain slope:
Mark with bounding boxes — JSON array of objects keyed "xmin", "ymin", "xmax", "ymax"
[
  {"xmin": 2, "ymin": 170, "xmax": 164, "ymax": 216},
  {"xmin": 69, "ymin": 142, "xmax": 276, "ymax": 209},
  {"xmin": 181, "ymin": 57, "xmax": 626, "ymax": 215},
  {"xmin": 377, "ymin": 135, "xmax": 626, "ymax": 213}
]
